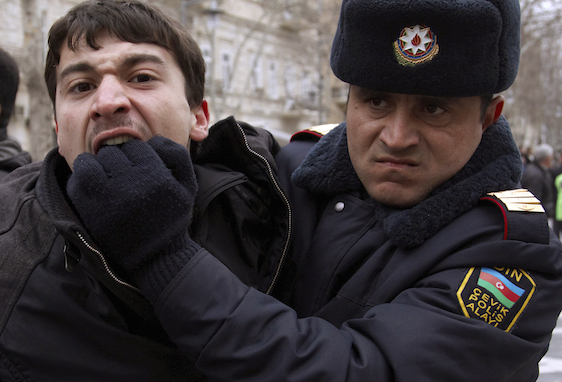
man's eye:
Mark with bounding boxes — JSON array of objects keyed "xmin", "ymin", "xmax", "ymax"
[
  {"xmin": 71, "ymin": 82, "xmax": 94, "ymax": 93},
  {"xmin": 132, "ymin": 74, "xmax": 153, "ymax": 83},
  {"xmin": 369, "ymin": 98, "xmax": 386, "ymax": 107},
  {"xmin": 425, "ymin": 105, "xmax": 444, "ymax": 114}
]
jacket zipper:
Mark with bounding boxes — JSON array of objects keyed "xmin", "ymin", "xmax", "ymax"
[
  {"xmin": 236, "ymin": 123, "xmax": 292, "ymax": 295},
  {"xmin": 75, "ymin": 231, "xmax": 141, "ymax": 293},
  {"xmin": 76, "ymin": 124, "xmax": 291, "ymax": 297}
]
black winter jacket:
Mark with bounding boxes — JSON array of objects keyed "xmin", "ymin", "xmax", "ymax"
[{"xmin": 0, "ymin": 117, "xmax": 289, "ymax": 381}]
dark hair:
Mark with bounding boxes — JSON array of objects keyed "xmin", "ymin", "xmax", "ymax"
[
  {"xmin": 44, "ymin": 0, "xmax": 205, "ymax": 111},
  {"xmin": 0, "ymin": 48, "xmax": 20, "ymax": 136}
]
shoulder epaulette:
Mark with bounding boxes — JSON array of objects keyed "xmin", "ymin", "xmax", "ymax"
[
  {"xmin": 290, "ymin": 123, "xmax": 340, "ymax": 142},
  {"xmin": 480, "ymin": 189, "xmax": 549, "ymax": 243},
  {"xmin": 485, "ymin": 189, "xmax": 545, "ymax": 213}
]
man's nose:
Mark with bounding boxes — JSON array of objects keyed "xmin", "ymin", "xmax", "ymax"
[
  {"xmin": 90, "ymin": 77, "xmax": 131, "ymax": 120},
  {"xmin": 379, "ymin": 111, "xmax": 420, "ymax": 150}
]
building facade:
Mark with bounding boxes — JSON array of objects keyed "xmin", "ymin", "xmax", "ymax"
[{"xmin": 0, "ymin": 0, "xmax": 346, "ymax": 153}]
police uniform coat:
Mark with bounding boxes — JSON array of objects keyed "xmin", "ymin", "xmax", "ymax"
[{"xmin": 141, "ymin": 117, "xmax": 562, "ymax": 381}]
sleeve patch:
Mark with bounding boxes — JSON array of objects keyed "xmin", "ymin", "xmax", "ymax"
[{"xmin": 456, "ymin": 267, "xmax": 536, "ymax": 332}]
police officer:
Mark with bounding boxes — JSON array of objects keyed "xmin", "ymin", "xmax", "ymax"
[{"xmin": 61, "ymin": 0, "xmax": 562, "ymax": 381}]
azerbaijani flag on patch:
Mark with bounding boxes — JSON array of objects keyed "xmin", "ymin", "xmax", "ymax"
[{"xmin": 477, "ymin": 267, "xmax": 525, "ymax": 309}]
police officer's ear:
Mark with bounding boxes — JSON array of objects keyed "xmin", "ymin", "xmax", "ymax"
[{"xmin": 482, "ymin": 95, "xmax": 505, "ymax": 132}]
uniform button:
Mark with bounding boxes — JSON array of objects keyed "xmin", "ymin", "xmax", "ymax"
[{"xmin": 335, "ymin": 201, "xmax": 345, "ymax": 212}]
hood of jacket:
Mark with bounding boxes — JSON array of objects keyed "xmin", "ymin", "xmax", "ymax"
[
  {"xmin": 192, "ymin": 116, "xmax": 282, "ymax": 219},
  {"xmin": 292, "ymin": 116, "xmax": 523, "ymax": 249},
  {"xmin": 191, "ymin": 116, "xmax": 288, "ymax": 292},
  {"xmin": 193, "ymin": 116, "xmax": 280, "ymax": 172}
]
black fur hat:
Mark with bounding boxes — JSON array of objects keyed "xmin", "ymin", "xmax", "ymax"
[{"xmin": 330, "ymin": 0, "xmax": 521, "ymax": 96}]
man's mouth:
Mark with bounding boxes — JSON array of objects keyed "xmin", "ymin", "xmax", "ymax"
[
  {"xmin": 376, "ymin": 156, "xmax": 418, "ymax": 168},
  {"xmin": 101, "ymin": 135, "xmax": 134, "ymax": 147},
  {"xmin": 91, "ymin": 126, "xmax": 146, "ymax": 154}
]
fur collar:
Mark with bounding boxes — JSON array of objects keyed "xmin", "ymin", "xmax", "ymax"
[{"xmin": 292, "ymin": 116, "xmax": 522, "ymax": 248}]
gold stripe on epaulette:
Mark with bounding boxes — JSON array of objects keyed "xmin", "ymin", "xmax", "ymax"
[
  {"xmin": 487, "ymin": 189, "xmax": 545, "ymax": 213},
  {"xmin": 307, "ymin": 124, "xmax": 339, "ymax": 136}
]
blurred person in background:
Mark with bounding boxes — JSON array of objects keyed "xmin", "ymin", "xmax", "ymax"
[
  {"xmin": 521, "ymin": 143, "xmax": 555, "ymax": 218},
  {"xmin": 0, "ymin": 47, "xmax": 31, "ymax": 180},
  {"xmin": 551, "ymin": 152, "xmax": 562, "ymax": 238}
]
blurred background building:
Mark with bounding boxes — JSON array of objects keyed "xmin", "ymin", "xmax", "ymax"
[{"xmin": 0, "ymin": 0, "xmax": 348, "ymax": 161}]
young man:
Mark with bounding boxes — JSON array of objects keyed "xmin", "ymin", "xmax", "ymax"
[
  {"xmin": 50, "ymin": 0, "xmax": 562, "ymax": 381},
  {"xmin": 0, "ymin": 48, "xmax": 31, "ymax": 180},
  {"xmin": 0, "ymin": 0, "xmax": 288, "ymax": 380}
]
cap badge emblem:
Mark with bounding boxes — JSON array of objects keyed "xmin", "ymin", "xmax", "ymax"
[{"xmin": 393, "ymin": 25, "xmax": 439, "ymax": 66}]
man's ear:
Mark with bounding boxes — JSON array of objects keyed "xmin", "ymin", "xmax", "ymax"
[
  {"xmin": 189, "ymin": 100, "xmax": 210, "ymax": 142},
  {"xmin": 55, "ymin": 119, "xmax": 62, "ymax": 148},
  {"xmin": 482, "ymin": 95, "xmax": 505, "ymax": 131}
]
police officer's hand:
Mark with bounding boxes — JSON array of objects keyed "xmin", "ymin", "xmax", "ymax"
[{"xmin": 66, "ymin": 136, "xmax": 199, "ymax": 286}]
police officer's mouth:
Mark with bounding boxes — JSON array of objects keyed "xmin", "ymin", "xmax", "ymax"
[{"xmin": 376, "ymin": 156, "xmax": 418, "ymax": 168}]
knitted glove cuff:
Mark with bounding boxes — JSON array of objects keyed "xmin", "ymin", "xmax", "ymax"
[{"xmin": 136, "ymin": 236, "xmax": 202, "ymax": 304}]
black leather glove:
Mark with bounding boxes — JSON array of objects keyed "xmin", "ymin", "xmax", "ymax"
[{"xmin": 67, "ymin": 136, "xmax": 201, "ymax": 299}]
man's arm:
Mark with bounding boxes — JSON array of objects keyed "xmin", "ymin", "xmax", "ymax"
[{"xmin": 154, "ymin": 244, "xmax": 557, "ymax": 382}]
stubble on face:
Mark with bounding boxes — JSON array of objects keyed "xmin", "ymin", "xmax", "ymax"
[
  {"xmin": 345, "ymin": 87, "xmax": 489, "ymax": 208},
  {"xmin": 87, "ymin": 116, "xmax": 151, "ymax": 153}
]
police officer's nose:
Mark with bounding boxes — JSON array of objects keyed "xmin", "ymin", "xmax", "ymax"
[{"xmin": 379, "ymin": 111, "xmax": 420, "ymax": 151}]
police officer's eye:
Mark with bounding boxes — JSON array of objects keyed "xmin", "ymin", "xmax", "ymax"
[
  {"xmin": 369, "ymin": 98, "xmax": 385, "ymax": 107},
  {"xmin": 425, "ymin": 105, "xmax": 444, "ymax": 114}
]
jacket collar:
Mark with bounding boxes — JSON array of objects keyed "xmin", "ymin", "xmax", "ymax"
[
  {"xmin": 37, "ymin": 149, "xmax": 162, "ymax": 317},
  {"xmin": 193, "ymin": 116, "xmax": 280, "ymax": 173},
  {"xmin": 36, "ymin": 149, "xmax": 84, "ymax": 236},
  {"xmin": 292, "ymin": 116, "xmax": 523, "ymax": 248}
]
